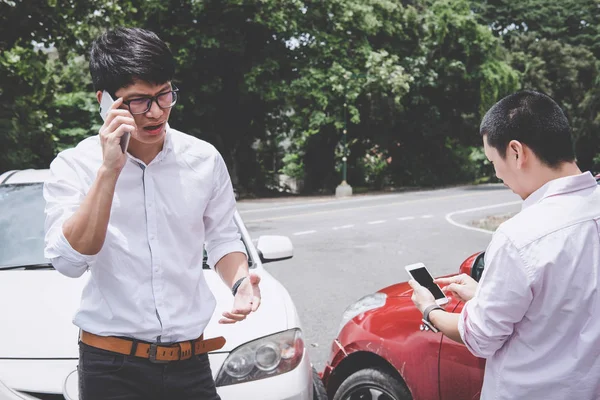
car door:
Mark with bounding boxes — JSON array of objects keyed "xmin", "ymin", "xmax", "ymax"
[
  {"xmin": 438, "ymin": 302, "xmax": 485, "ymax": 400},
  {"xmin": 438, "ymin": 253, "xmax": 486, "ymax": 400}
]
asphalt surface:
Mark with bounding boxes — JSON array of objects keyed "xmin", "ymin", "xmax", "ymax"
[{"xmin": 237, "ymin": 184, "xmax": 522, "ymax": 370}]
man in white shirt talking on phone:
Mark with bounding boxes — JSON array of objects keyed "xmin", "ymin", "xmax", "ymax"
[
  {"xmin": 43, "ymin": 27, "xmax": 260, "ymax": 400},
  {"xmin": 410, "ymin": 90, "xmax": 600, "ymax": 400}
]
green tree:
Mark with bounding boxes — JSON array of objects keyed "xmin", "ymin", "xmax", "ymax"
[
  {"xmin": 476, "ymin": 0, "xmax": 600, "ymax": 172},
  {"xmin": 280, "ymin": 0, "xmax": 414, "ymax": 191},
  {"xmin": 0, "ymin": 0, "xmax": 135, "ymax": 173},
  {"xmin": 289, "ymin": 0, "xmax": 517, "ymax": 189},
  {"xmin": 0, "ymin": 0, "xmax": 531, "ymax": 193},
  {"xmin": 379, "ymin": 0, "xmax": 518, "ymax": 186}
]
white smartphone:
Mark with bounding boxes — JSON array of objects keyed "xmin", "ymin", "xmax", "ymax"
[
  {"xmin": 99, "ymin": 90, "xmax": 130, "ymax": 153},
  {"xmin": 405, "ymin": 262, "xmax": 449, "ymax": 305}
]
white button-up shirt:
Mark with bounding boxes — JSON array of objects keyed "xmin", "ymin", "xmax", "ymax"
[
  {"xmin": 458, "ymin": 172, "xmax": 600, "ymax": 400},
  {"xmin": 43, "ymin": 127, "xmax": 246, "ymax": 343}
]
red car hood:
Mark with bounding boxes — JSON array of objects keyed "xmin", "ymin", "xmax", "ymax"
[{"xmin": 378, "ymin": 281, "xmax": 412, "ymax": 297}]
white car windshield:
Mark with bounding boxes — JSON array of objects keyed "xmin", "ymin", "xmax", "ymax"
[
  {"xmin": 0, "ymin": 183, "xmax": 49, "ymax": 268},
  {"xmin": 0, "ymin": 182, "xmax": 254, "ymax": 270}
]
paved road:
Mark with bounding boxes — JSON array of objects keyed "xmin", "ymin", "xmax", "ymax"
[{"xmin": 237, "ymin": 184, "xmax": 521, "ymax": 370}]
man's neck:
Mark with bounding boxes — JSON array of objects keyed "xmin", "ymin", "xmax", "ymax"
[
  {"xmin": 543, "ymin": 162, "xmax": 582, "ymax": 181},
  {"xmin": 127, "ymin": 139, "xmax": 165, "ymax": 165},
  {"xmin": 531, "ymin": 162, "xmax": 582, "ymax": 192}
]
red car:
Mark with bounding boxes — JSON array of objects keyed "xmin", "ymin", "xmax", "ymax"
[{"xmin": 321, "ymin": 252, "xmax": 486, "ymax": 400}]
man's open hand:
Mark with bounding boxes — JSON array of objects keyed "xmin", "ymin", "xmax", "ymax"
[{"xmin": 219, "ymin": 273, "xmax": 261, "ymax": 324}]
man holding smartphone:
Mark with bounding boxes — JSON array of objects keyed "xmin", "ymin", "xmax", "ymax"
[
  {"xmin": 410, "ymin": 91, "xmax": 600, "ymax": 399},
  {"xmin": 43, "ymin": 27, "xmax": 259, "ymax": 400}
]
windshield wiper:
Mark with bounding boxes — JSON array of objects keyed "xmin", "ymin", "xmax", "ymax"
[{"xmin": 0, "ymin": 263, "xmax": 54, "ymax": 270}]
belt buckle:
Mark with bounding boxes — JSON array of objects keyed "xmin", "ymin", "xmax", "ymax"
[{"xmin": 148, "ymin": 343, "xmax": 170, "ymax": 364}]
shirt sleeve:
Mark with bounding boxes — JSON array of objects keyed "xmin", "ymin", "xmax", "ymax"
[
  {"xmin": 43, "ymin": 152, "xmax": 95, "ymax": 278},
  {"xmin": 204, "ymin": 151, "xmax": 247, "ymax": 269},
  {"xmin": 457, "ymin": 230, "xmax": 534, "ymax": 358}
]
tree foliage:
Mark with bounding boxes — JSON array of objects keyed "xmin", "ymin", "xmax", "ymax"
[
  {"xmin": 0, "ymin": 0, "xmax": 596, "ymax": 193},
  {"xmin": 476, "ymin": 0, "xmax": 600, "ymax": 172}
]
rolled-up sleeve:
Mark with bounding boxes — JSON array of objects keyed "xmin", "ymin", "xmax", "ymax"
[
  {"xmin": 458, "ymin": 231, "xmax": 533, "ymax": 358},
  {"xmin": 44, "ymin": 152, "xmax": 95, "ymax": 278},
  {"xmin": 203, "ymin": 152, "xmax": 247, "ymax": 269}
]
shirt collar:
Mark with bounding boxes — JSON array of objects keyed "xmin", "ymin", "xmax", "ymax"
[
  {"xmin": 125, "ymin": 124, "xmax": 174, "ymax": 166},
  {"xmin": 151, "ymin": 124, "xmax": 174, "ymax": 164},
  {"xmin": 522, "ymin": 171, "xmax": 597, "ymax": 210},
  {"xmin": 162, "ymin": 123, "xmax": 174, "ymax": 153}
]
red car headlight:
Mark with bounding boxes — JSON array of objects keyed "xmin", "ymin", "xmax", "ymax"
[{"xmin": 337, "ymin": 293, "xmax": 387, "ymax": 336}]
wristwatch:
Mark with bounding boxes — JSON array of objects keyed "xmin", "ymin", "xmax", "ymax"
[{"xmin": 421, "ymin": 304, "xmax": 443, "ymax": 333}]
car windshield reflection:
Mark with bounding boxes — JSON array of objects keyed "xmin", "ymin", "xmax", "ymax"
[
  {"xmin": 0, "ymin": 183, "xmax": 49, "ymax": 268},
  {"xmin": 0, "ymin": 182, "xmax": 254, "ymax": 270}
]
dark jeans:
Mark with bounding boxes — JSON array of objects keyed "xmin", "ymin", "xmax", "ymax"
[{"xmin": 78, "ymin": 342, "xmax": 221, "ymax": 400}]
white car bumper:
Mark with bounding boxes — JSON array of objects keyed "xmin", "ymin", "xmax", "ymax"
[
  {"xmin": 0, "ymin": 379, "xmax": 32, "ymax": 400},
  {"xmin": 0, "ymin": 359, "xmax": 77, "ymax": 395}
]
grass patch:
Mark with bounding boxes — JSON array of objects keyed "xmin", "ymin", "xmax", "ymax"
[{"xmin": 470, "ymin": 213, "xmax": 516, "ymax": 232}]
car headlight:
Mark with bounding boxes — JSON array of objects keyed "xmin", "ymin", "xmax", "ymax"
[
  {"xmin": 215, "ymin": 328, "xmax": 304, "ymax": 386},
  {"xmin": 337, "ymin": 292, "xmax": 387, "ymax": 336}
]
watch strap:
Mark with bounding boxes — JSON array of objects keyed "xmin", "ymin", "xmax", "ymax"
[
  {"xmin": 422, "ymin": 304, "xmax": 443, "ymax": 332},
  {"xmin": 231, "ymin": 276, "xmax": 247, "ymax": 296}
]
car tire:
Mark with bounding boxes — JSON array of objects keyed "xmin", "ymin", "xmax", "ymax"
[
  {"xmin": 312, "ymin": 366, "xmax": 328, "ymax": 400},
  {"xmin": 332, "ymin": 367, "xmax": 411, "ymax": 400}
]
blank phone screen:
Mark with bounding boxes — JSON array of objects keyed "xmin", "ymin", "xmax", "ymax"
[{"xmin": 410, "ymin": 267, "xmax": 445, "ymax": 300}]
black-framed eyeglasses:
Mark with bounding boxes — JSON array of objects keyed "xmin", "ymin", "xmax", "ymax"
[{"xmin": 122, "ymin": 86, "xmax": 179, "ymax": 115}]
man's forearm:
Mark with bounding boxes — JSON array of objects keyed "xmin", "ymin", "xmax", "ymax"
[
  {"xmin": 215, "ymin": 252, "xmax": 249, "ymax": 289},
  {"xmin": 429, "ymin": 310, "xmax": 464, "ymax": 344},
  {"xmin": 62, "ymin": 166, "xmax": 119, "ymax": 255}
]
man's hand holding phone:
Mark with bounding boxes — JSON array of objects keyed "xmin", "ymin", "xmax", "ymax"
[
  {"xmin": 99, "ymin": 96, "xmax": 134, "ymax": 174},
  {"xmin": 408, "ymin": 279, "xmax": 439, "ymax": 314}
]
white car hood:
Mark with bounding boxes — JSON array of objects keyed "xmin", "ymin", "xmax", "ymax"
[
  {"xmin": 0, "ymin": 270, "xmax": 84, "ymax": 359},
  {"xmin": 0, "ymin": 268, "xmax": 291, "ymax": 359}
]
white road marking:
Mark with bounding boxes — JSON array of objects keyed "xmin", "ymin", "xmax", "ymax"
[
  {"xmin": 239, "ymin": 192, "xmax": 407, "ymax": 214},
  {"xmin": 239, "ymin": 186, "xmax": 502, "ymax": 214},
  {"xmin": 397, "ymin": 216, "xmax": 415, "ymax": 221},
  {"xmin": 243, "ymin": 190, "xmax": 510, "ymax": 223},
  {"xmin": 445, "ymin": 201, "xmax": 522, "ymax": 234},
  {"xmin": 368, "ymin": 220, "xmax": 386, "ymax": 225},
  {"xmin": 333, "ymin": 224, "xmax": 354, "ymax": 230},
  {"xmin": 421, "ymin": 215, "xmax": 433, "ymax": 219},
  {"xmin": 293, "ymin": 230, "xmax": 317, "ymax": 236}
]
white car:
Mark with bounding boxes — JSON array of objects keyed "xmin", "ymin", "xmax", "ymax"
[{"xmin": 0, "ymin": 169, "xmax": 327, "ymax": 400}]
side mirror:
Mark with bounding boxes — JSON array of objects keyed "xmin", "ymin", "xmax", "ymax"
[
  {"xmin": 471, "ymin": 252, "xmax": 486, "ymax": 282},
  {"xmin": 256, "ymin": 235, "xmax": 293, "ymax": 264},
  {"xmin": 459, "ymin": 252, "xmax": 481, "ymax": 276}
]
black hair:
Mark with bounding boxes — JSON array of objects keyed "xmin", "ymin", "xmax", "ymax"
[
  {"xmin": 480, "ymin": 90, "xmax": 575, "ymax": 167},
  {"xmin": 89, "ymin": 27, "xmax": 175, "ymax": 96}
]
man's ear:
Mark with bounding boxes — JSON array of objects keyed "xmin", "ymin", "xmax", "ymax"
[
  {"xmin": 96, "ymin": 90, "xmax": 103, "ymax": 104},
  {"xmin": 508, "ymin": 140, "xmax": 525, "ymax": 168}
]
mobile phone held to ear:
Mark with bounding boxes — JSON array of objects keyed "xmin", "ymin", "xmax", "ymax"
[
  {"xmin": 405, "ymin": 262, "xmax": 449, "ymax": 305},
  {"xmin": 99, "ymin": 91, "xmax": 130, "ymax": 153}
]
